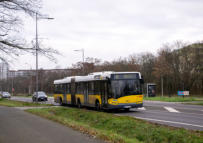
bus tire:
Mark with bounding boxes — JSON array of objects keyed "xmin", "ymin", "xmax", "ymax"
[
  {"xmin": 77, "ymin": 99, "xmax": 82, "ymax": 108},
  {"xmin": 59, "ymin": 97, "xmax": 63, "ymax": 106},
  {"xmin": 95, "ymin": 100, "xmax": 100, "ymax": 111}
]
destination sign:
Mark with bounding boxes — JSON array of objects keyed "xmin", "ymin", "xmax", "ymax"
[{"xmin": 111, "ymin": 73, "xmax": 139, "ymax": 80}]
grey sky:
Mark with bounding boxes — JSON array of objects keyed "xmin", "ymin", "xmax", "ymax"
[{"xmin": 12, "ymin": 0, "xmax": 203, "ymax": 70}]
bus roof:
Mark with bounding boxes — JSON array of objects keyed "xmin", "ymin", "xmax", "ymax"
[{"xmin": 54, "ymin": 71, "xmax": 141, "ymax": 84}]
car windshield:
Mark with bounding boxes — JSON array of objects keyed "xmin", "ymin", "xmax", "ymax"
[
  {"xmin": 3, "ymin": 92, "xmax": 9, "ymax": 95},
  {"xmin": 34, "ymin": 92, "xmax": 46, "ymax": 96},
  {"xmin": 111, "ymin": 79, "xmax": 142, "ymax": 99}
]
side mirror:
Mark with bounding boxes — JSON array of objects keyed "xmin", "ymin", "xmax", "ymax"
[
  {"xmin": 106, "ymin": 77, "xmax": 111, "ymax": 84},
  {"xmin": 140, "ymin": 76, "xmax": 144, "ymax": 84}
]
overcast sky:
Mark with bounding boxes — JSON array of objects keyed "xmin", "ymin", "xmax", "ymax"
[{"xmin": 12, "ymin": 0, "xmax": 203, "ymax": 70}]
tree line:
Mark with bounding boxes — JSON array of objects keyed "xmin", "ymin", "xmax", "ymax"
[
  {"xmin": 73, "ymin": 41, "xmax": 203, "ymax": 96},
  {"xmin": 2, "ymin": 41, "xmax": 201, "ymax": 96}
]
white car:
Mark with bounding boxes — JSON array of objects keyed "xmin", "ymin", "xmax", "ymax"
[{"xmin": 1, "ymin": 92, "xmax": 11, "ymax": 98}]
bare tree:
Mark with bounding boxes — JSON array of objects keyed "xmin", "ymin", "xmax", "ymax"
[
  {"xmin": 0, "ymin": 0, "xmax": 58, "ymax": 62},
  {"xmin": 135, "ymin": 53, "xmax": 156, "ymax": 83},
  {"xmin": 153, "ymin": 41, "xmax": 203, "ymax": 95}
]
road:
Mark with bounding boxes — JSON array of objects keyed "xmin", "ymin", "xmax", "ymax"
[
  {"xmin": 10, "ymin": 96, "xmax": 203, "ymax": 131},
  {"xmin": 10, "ymin": 96, "xmax": 57, "ymax": 105},
  {"xmin": 116, "ymin": 101, "xmax": 203, "ymax": 131},
  {"xmin": 0, "ymin": 106, "xmax": 103, "ymax": 143}
]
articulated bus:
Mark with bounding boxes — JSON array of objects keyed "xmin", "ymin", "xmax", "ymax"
[{"xmin": 54, "ymin": 71, "xmax": 144, "ymax": 110}]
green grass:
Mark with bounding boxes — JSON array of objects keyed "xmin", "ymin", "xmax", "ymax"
[
  {"xmin": 185, "ymin": 102, "xmax": 203, "ymax": 106},
  {"xmin": 144, "ymin": 96, "xmax": 203, "ymax": 102},
  {"xmin": 0, "ymin": 98, "xmax": 52, "ymax": 107},
  {"xmin": 26, "ymin": 107, "xmax": 203, "ymax": 143},
  {"xmin": 14, "ymin": 93, "xmax": 32, "ymax": 97},
  {"xmin": 194, "ymin": 102, "xmax": 203, "ymax": 105}
]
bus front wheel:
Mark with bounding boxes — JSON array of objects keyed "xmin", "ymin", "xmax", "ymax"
[{"xmin": 124, "ymin": 108, "xmax": 130, "ymax": 112}]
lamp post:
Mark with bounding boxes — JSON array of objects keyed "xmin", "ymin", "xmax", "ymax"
[
  {"xmin": 74, "ymin": 49, "xmax": 84, "ymax": 63},
  {"xmin": 161, "ymin": 75, "xmax": 164, "ymax": 97},
  {"xmin": 74, "ymin": 49, "xmax": 85, "ymax": 74},
  {"xmin": 25, "ymin": 63, "xmax": 33, "ymax": 95},
  {"xmin": 35, "ymin": 13, "xmax": 54, "ymax": 100}
]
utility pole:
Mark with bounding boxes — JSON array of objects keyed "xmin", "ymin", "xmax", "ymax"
[
  {"xmin": 11, "ymin": 73, "xmax": 14, "ymax": 96},
  {"xmin": 35, "ymin": 13, "xmax": 39, "ymax": 99},
  {"xmin": 74, "ymin": 49, "xmax": 85, "ymax": 75},
  {"xmin": 161, "ymin": 76, "xmax": 164, "ymax": 97},
  {"xmin": 35, "ymin": 13, "xmax": 54, "ymax": 100}
]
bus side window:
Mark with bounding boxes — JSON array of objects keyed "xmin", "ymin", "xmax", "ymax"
[
  {"xmin": 57, "ymin": 84, "xmax": 61, "ymax": 94},
  {"xmin": 75, "ymin": 83, "xmax": 79, "ymax": 94},
  {"xmin": 67, "ymin": 84, "xmax": 70, "ymax": 94},
  {"xmin": 65, "ymin": 84, "xmax": 68, "ymax": 94},
  {"xmin": 55, "ymin": 84, "xmax": 61, "ymax": 94},
  {"xmin": 79, "ymin": 83, "xmax": 82, "ymax": 94},
  {"xmin": 88, "ymin": 82, "xmax": 94, "ymax": 95},
  {"xmin": 80, "ymin": 82, "xmax": 84, "ymax": 94},
  {"xmin": 60, "ymin": 84, "xmax": 63, "ymax": 94},
  {"xmin": 94, "ymin": 81, "xmax": 100, "ymax": 95},
  {"xmin": 54, "ymin": 85, "xmax": 57, "ymax": 93},
  {"xmin": 62, "ymin": 84, "xmax": 66, "ymax": 94},
  {"xmin": 77, "ymin": 83, "xmax": 81, "ymax": 94},
  {"xmin": 108, "ymin": 82, "xmax": 113, "ymax": 98}
]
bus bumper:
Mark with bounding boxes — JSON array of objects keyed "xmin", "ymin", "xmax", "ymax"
[{"xmin": 106, "ymin": 103, "xmax": 143, "ymax": 109}]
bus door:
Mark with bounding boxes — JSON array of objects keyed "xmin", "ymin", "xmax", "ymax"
[
  {"xmin": 101, "ymin": 81, "xmax": 108, "ymax": 106},
  {"xmin": 84, "ymin": 82, "xmax": 88, "ymax": 105},
  {"xmin": 62, "ymin": 84, "xmax": 67, "ymax": 104},
  {"xmin": 71, "ymin": 78, "xmax": 76, "ymax": 105}
]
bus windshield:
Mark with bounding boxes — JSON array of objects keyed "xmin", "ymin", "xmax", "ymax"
[{"xmin": 111, "ymin": 79, "xmax": 142, "ymax": 99}]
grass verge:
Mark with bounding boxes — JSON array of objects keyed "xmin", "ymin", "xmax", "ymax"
[
  {"xmin": 185, "ymin": 102, "xmax": 203, "ymax": 106},
  {"xmin": 0, "ymin": 98, "xmax": 52, "ymax": 107},
  {"xmin": 15, "ymin": 93, "xmax": 32, "ymax": 97},
  {"xmin": 144, "ymin": 96, "xmax": 203, "ymax": 102},
  {"xmin": 26, "ymin": 107, "xmax": 203, "ymax": 143}
]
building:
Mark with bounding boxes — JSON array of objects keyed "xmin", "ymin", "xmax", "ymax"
[
  {"xmin": 0, "ymin": 62, "xmax": 9, "ymax": 80},
  {"xmin": 8, "ymin": 68, "xmax": 75, "ymax": 78},
  {"xmin": 8, "ymin": 70, "xmax": 35, "ymax": 78}
]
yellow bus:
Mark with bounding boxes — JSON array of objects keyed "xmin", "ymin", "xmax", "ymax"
[{"xmin": 54, "ymin": 71, "xmax": 144, "ymax": 110}]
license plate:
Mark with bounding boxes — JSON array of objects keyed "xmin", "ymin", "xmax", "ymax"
[{"xmin": 124, "ymin": 106, "xmax": 131, "ymax": 108}]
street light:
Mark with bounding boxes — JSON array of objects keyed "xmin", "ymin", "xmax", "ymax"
[
  {"xmin": 35, "ymin": 13, "xmax": 54, "ymax": 100},
  {"xmin": 74, "ymin": 49, "xmax": 85, "ymax": 63},
  {"xmin": 74, "ymin": 49, "xmax": 85, "ymax": 74},
  {"xmin": 25, "ymin": 63, "xmax": 33, "ymax": 95}
]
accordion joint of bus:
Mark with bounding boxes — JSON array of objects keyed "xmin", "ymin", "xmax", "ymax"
[{"xmin": 54, "ymin": 71, "xmax": 144, "ymax": 111}]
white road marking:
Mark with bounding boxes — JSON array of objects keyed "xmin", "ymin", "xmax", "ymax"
[
  {"xmin": 137, "ymin": 107, "xmax": 146, "ymax": 110},
  {"xmin": 141, "ymin": 110, "xmax": 203, "ymax": 117},
  {"xmin": 134, "ymin": 116, "xmax": 203, "ymax": 128},
  {"xmin": 164, "ymin": 106, "xmax": 180, "ymax": 113},
  {"xmin": 130, "ymin": 107, "xmax": 146, "ymax": 111}
]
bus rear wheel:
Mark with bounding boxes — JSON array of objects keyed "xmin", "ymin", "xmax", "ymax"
[
  {"xmin": 77, "ymin": 99, "xmax": 82, "ymax": 108},
  {"xmin": 95, "ymin": 101, "xmax": 100, "ymax": 111}
]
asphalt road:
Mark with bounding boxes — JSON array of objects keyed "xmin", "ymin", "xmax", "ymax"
[
  {"xmin": 0, "ymin": 106, "xmax": 104, "ymax": 143},
  {"xmin": 116, "ymin": 101, "xmax": 203, "ymax": 131},
  {"xmin": 10, "ymin": 96, "xmax": 203, "ymax": 131},
  {"xmin": 10, "ymin": 96, "xmax": 58, "ymax": 105}
]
